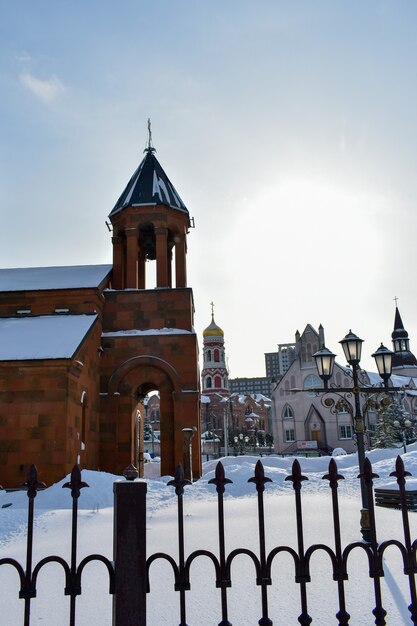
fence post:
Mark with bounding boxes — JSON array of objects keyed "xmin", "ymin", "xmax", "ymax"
[
  {"xmin": 113, "ymin": 481, "xmax": 147, "ymax": 626},
  {"xmin": 182, "ymin": 427, "xmax": 196, "ymax": 482}
]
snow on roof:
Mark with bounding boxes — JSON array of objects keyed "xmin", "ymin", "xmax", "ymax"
[
  {"xmin": 0, "ymin": 264, "xmax": 112, "ymax": 292},
  {"xmin": 200, "ymin": 395, "xmax": 211, "ymax": 404},
  {"xmin": 0, "ymin": 314, "xmax": 98, "ymax": 360},
  {"xmin": 253, "ymin": 393, "xmax": 271, "ymax": 402},
  {"xmin": 102, "ymin": 328, "xmax": 193, "ymax": 337},
  {"xmin": 365, "ymin": 370, "xmax": 416, "ymax": 389}
]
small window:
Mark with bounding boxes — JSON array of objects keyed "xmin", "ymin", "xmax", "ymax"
[
  {"xmin": 206, "ymin": 376, "xmax": 212, "ymax": 389},
  {"xmin": 285, "ymin": 429, "xmax": 295, "ymax": 442},
  {"xmin": 214, "ymin": 376, "xmax": 221, "ymax": 388},
  {"xmin": 282, "ymin": 404, "xmax": 294, "ymax": 419},
  {"xmin": 214, "ymin": 349, "xmax": 220, "ymax": 362},
  {"xmin": 339, "ymin": 425, "xmax": 352, "ymax": 440},
  {"xmin": 207, "ymin": 349, "xmax": 212, "ymax": 362}
]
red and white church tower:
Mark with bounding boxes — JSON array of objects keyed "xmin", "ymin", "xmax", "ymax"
[{"xmin": 201, "ymin": 304, "xmax": 229, "ymax": 394}]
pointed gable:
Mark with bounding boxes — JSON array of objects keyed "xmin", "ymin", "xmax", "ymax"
[
  {"xmin": 109, "ymin": 150, "xmax": 188, "ymax": 217},
  {"xmin": 299, "ymin": 324, "xmax": 320, "ymax": 365}
]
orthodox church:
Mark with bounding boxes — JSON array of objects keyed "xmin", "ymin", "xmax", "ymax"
[
  {"xmin": 200, "ymin": 307, "xmax": 271, "ymax": 448},
  {"xmin": 0, "ymin": 136, "xmax": 201, "ymax": 486}
]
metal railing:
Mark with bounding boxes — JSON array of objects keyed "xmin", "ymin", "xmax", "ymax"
[{"xmin": 0, "ymin": 457, "xmax": 416, "ymax": 625}]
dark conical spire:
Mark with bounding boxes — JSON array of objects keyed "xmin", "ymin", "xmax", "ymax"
[
  {"xmin": 109, "ymin": 143, "xmax": 188, "ymax": 217},
  {"xmin": 392, "ymin": 306, "xmax": 408, "ymax": 340},
  {"xmin": 391, "ymin": 305, "xmax": 417, "ymax": 370}
]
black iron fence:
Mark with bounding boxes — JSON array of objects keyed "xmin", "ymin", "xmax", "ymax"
[{"xmin": 0, "ymin": 456, "xmax": 416, "ymax": 625}]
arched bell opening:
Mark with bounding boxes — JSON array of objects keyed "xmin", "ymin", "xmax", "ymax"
[
  {"xmin": 139, "ymin": 223, "xmax": 156, "ymax": 289},
  {"xmin": 110, "ymin": 209, "xmax": 188, "ymax": 290}
]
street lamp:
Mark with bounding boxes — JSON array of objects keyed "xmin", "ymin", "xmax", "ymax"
[
  {"xmin": 393, "ymin": 419, "xmax": 412, "ymax": 453},
  {"xmin": 313, "ymin": 345, "xmax": 336, "ymax": 387},
  {"xmin": 339, "ymin": 329, "xmax": 363, "ymax": 366},
  {"xmin": 233, "ymin": 433, "xmax": 249, "ymax": 455},
  {"xmin": 371, "ymin": 343, "xmax": 394, "ymax": 387},
  {"xmin": 311, "ymin": 332, "xmax": 400, "ymax": 542}
]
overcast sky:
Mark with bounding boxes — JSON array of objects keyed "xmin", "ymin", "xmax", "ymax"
[{"xmin": 1, "ymin": 1, "xmax": 417, "ymax": 378}]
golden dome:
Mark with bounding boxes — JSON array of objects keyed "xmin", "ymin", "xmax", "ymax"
[{"xmin": 203, "ymin": 315, "xmax": 224, "ymax": 338}]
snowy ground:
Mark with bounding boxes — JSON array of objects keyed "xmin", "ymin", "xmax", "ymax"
[{"xmin": 0, "ymin": 445, "xmax": 416, "ymax": 625}]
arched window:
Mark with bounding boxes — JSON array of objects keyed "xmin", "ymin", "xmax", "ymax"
[
  {"xmin": 214, "ymin": 375, "xmax": 221, "ymax": 388},
  {"xmin": 303, "ymin": 374, "xmax": 321, "ymax": 396},
  {"xmin": 282, "ymin": 404, "xmax": 294, "ymax": 419},
  {"xmin": 207, "ymin": 349, "xmax": 212, "ymax": 362},
  {"xmin": 214, "ymin": 349, "xmax": 220, "ymax": 362},
  {"xmin": 80, "ymin": 390, "xmax": 87, "ymax": 448},
  {"xmin": 206, "ymin": 376, "xmax": 212, "ymax": 388}
]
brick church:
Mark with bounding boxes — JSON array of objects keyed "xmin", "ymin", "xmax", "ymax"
[{"xmin": 0, "ymin": 139, "xmax": 201, "ymax": 487}]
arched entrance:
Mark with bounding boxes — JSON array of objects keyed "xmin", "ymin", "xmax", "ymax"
[
  {"xmin": 305, "ymin": 406, "xmax": 326, "ymax": 450},
  {"xmin": 100, "ymin": 355, "xmax": 200, "ymax": 478}
]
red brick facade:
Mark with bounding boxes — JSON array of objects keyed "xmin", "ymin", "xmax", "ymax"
[
  {"xmin": 0, "ymin": 149, "xmax": 201, "ymax": 486},
  {"xmin": 0, "ymin": 292, "xmax": 103, "ymax": 485}
]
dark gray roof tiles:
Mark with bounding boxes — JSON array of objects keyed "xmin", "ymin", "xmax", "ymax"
[
  {"xmin": 392, "ymin": 306, "xmax": 408, "ymax": 339},
  {"xmin": 110, "ymin": 150, "xmax": 188, "ymax": 217}
]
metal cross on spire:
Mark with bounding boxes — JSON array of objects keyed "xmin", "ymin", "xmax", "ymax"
[
  {"xmin": 394, "ymin": 296, "xmax": 399, "ymax": 307},
  {"xmin": 144, "ymin": 118, "xmax": 156, "ymax": 153},
  {"xmin": 210, "ymin": 301, "xmax": 215, "ymax": 320}
]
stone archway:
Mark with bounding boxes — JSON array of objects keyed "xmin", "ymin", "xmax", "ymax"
[{"xmin": 100, "ymin": 355, "xmax": 200, "ymax": 477}]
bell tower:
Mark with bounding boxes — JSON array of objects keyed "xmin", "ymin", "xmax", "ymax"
[
  {"xmin": 99, "ymin": 125, "xmax": 201, "ymax": 479},
  {"xmin": 109, "ymin": 126, "xmax": 189, "ymax": 291},
  {"xmin": 201, "ymin": 304, "xmax": 229, "ymax": 394}
]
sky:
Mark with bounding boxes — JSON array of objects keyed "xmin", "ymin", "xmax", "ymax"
[
  {"xmin": 0, "ymin": 445, "xmax": 416, "ymax": 624},
  {"xmin": 1, "ymin": 2, "xmax": 417, "ymax": 377}
]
